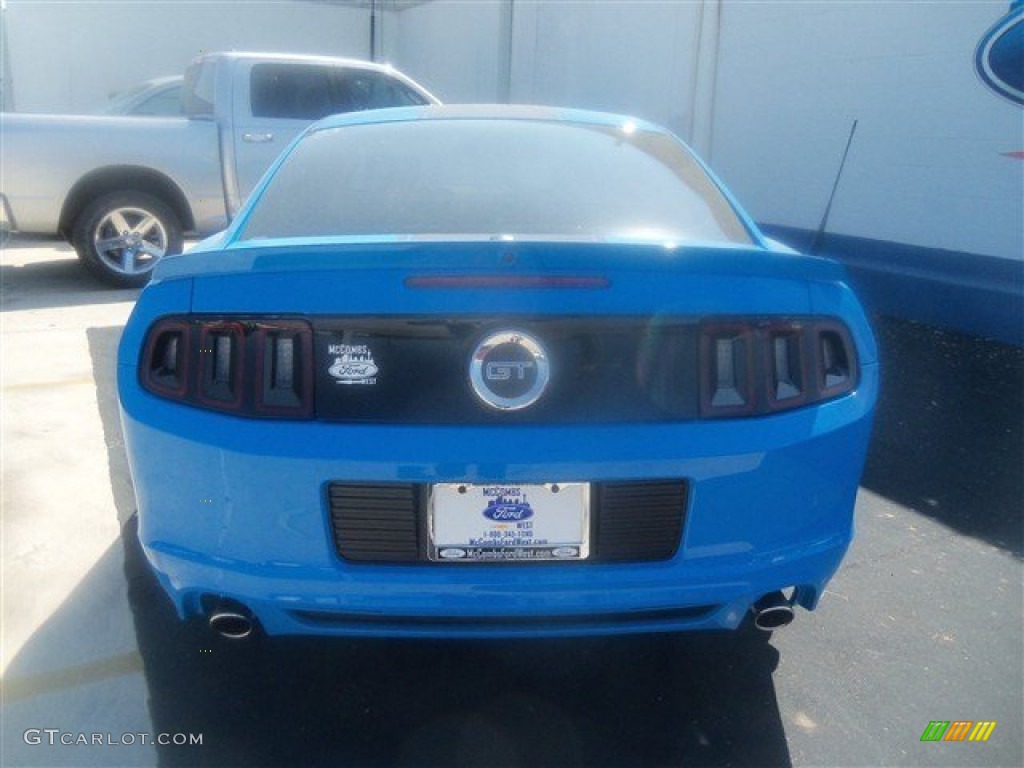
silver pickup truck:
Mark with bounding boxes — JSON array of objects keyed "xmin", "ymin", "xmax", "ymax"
[{"xmin": 0, "ymin": 52, "xmax": 438, "ymax": 286}]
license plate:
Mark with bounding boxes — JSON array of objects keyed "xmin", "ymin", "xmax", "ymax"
[{"xmin": 428, "ymin": 483, "xmax": 590, "ymax": 562}]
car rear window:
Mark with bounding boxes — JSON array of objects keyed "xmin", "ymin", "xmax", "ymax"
[{"xmin": 238, "ymin": 119, "xmax": 754, "ymax": 245}]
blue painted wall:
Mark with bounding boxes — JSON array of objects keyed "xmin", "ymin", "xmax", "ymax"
[{"xmin": 763, "ymin": 225, "xmax": 1023, "ymax": 347}]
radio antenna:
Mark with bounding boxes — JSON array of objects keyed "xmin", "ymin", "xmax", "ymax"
[{"xmin": 810, "ymin": 119, "xmax": 858, "ymax": 255}]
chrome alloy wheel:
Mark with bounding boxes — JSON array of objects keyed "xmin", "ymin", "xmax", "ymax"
[{"xmin": 92, "ymin": 206, "xmax": 169, "ymax": 277}]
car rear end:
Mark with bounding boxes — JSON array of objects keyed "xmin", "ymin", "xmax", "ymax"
[{"xmin": 117, "ymin": 107, "xmax": 877, "ymax": 638}]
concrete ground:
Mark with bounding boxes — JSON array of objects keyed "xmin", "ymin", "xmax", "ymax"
[{"xmin": 1, "ymin": 240, "xmax": 1021, "ymax": 767}]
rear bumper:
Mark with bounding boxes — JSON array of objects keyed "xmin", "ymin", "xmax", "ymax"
[
  {"xmin": 145, "ymin": 533, "xmax": 850, "ymax": 638},
  {"xmin": 122, "ymin": 362, "xmax": 877, "ymax": 638}
]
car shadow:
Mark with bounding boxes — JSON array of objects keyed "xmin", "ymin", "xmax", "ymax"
[
  {"xmin": 122, "ymin": 518, "xmax": 790, "ymax": 768},
  {"xmin": 1, "ymin": 234, "xmax": 74, "ymax": 250},
  {"xmin": 83, "ymin": 310, "xmax": 1024, "ymax": 766},
  {"xmin": 861, "ymin": 316, "xmax": 1024, "ymax": 557},
  {"xmin": 86, "ymin": 326, "xmax": 137, "ymax": 524},
  {"xmin": 84, "ymin": 323, "xmax": 792, "ymax": 767},
  {"xmin": 1, "ymin": 537, "xmax": 158, "ymax": 768},
  {"xmin": 1, "ymin": 247, "xmax": 140, "ymax": 311}
]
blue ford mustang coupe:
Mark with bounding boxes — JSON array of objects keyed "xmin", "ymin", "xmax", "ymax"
[{"xmin": 118, "ymin": 105, "xmax": 877, "ymax": 640}]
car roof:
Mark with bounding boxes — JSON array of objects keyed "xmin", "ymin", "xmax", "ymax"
[
  {"xmin": 140, "ymin": 75, "xmax": 183, "ymax": 87},
  {"xmin": 193, "ymin": 51, "xmax": 403, "ymax": 76},
  {"xmin": 311, "ymin": 104, "xmax": 664, "ymax": 133}
]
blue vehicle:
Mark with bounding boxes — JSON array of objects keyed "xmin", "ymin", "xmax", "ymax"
[{"xmin": 118, "ymin": 105, "xmax": 877, "ymax": 640}]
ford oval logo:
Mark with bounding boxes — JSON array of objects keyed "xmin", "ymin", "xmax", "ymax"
[
  {"xmin": 976, "ymin": 3, "xmax": 1024, "ymax": 106},
  {"xmin": 330, "ymin": 361, "xmax": 379, "ymax": 380},
  {"xmin": 483, "ymin": 501, "xmax": 534, "ymax": 521},
  {"xmin": 327, "ymin": 344, "xmax": 380, "ymax": 385}
]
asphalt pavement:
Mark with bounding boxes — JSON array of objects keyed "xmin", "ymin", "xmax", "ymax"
[{"xmin": 1, "ymin": 240, "xmax": 1021, "ymax": 767}]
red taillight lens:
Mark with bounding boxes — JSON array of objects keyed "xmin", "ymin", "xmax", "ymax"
[
  {"xmin": 140, "ymin": 317, "xmax": 313, "ymax": 419},
  {"xmin": 700, "ymin": 318, "xmax": 858, "ymax": 418}
]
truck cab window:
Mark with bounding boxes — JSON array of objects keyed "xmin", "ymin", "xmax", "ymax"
[
  {"xmin": 332, "ymin": 71, "xmax": 430, "ymax": 112},
  {"xmin": 251, "ymin": 63, "xmax": 335, "ymax": 120},
  {"xmin": 251, "ymin": 63, "xmax": 430, "ymax": 120}
]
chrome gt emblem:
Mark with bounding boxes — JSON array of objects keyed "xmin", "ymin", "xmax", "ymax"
[{"xmin": 469, "ymin": 330, "xmax": 550, "ymax": 410}]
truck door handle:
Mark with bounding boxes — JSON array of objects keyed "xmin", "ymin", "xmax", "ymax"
[{"xmin": 242, "ymin": 132, "xmax": 274, "ymax": 143}]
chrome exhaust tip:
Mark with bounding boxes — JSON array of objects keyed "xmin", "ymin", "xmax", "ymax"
[
  {"xmin": 208, "ymin": 610, "xmax": 254, "ymax": 640},
  {"xmin": 752, "ymin": 591, "xmax": 795, "ymax": 631}
]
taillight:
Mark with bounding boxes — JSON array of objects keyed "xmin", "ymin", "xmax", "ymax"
[
  {"xmin": 700, "ymin": 318, "xmax": 858, "ymax": 418},
  {"xmin": 142, "ymin": 320, "xmax": 188, "ymax": 397},
  {"xmin": 140, "ymin": 316, "xmax": 313, "ymax": 419},
  {"xmin": 254, "ymin": 323, "xmax": 313, "ymax": 416},
  {"xmin": 197, "ymin": 322, "xmax": 244, "ymax": 409},
  {"xmin": 769, "ymin": 328, "xmax": 806, "ymax": 405},
  {"xmin": 700, "ymin": 323, "xmax": 755, "ymax": 417},
  {"xmin": 819, "ymin": 325, "xmax": 855, "ymax": 397}
]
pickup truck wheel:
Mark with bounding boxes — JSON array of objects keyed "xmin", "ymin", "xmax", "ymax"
[{"xmin": 72, "ymin": 192, "xmax": 183, "ymax": 288}]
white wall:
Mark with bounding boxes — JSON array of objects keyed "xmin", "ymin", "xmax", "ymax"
[
  {"xmin": 711, "ymin": 1, "xmax": 1023, "ymax": 261},
  {"xmin": 380, "ymin": 0, "xmax": 507, "ymax": 103},
  {"xmin": 382, "ymin": 0, "xmax": 1021, "ymax": 262},
  {"xmin": 4, "ymin": 0, "xmax": 370, "ymax": 113},
  {"xmin": 380, "ymin": 0, "xmax": 716, "ymax": 145},
  {"xmin": 509, "ymin": 0, "xmax": 706, "ymax": 141}
]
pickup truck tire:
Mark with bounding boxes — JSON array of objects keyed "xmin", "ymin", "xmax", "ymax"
[{"xmin": 72, "ymin": 191, "xmax": 183, "ymax": 288}]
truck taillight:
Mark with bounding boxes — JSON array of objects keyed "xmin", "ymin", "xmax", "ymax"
[
  {"xmin": 141, "ymin": 317, "xmax": 313, "ymax": 419},
  {"xmin": 700, "ymin": 318, "xmax": 858, "ymax": 418}
]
